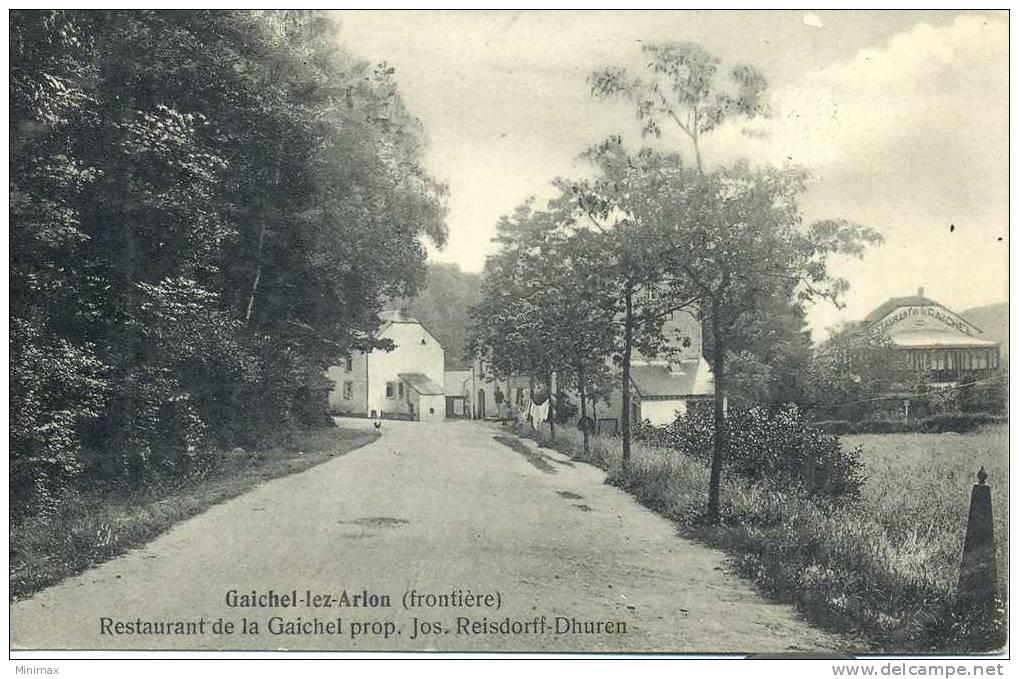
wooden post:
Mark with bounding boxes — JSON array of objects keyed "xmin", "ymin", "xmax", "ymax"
[{"xmin": 957, "ymin": 467, "xmax": 997, "ymax": 620}]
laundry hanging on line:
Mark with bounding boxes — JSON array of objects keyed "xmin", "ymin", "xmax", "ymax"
[{"xmin": 529, "ymin": 399, "xmax": 551, "ymax": 429}]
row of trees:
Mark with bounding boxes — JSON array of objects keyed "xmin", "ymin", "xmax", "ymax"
[
  {"xmin": 468, "ymin": 42, "xmax": 881, "ymax": 520},
  {"xmin": 11, "ymin": 11, "xmax": 446, "ymax": 513}
]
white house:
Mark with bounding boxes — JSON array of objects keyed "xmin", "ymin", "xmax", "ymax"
[
  {"xmin": 326, "ymin": 310, "xmax": 446, "ymax": 421},
  {"xmin": 630, "ymin": 307, "xmax": 715, "ymax": 424},
  {"xmin": 595, "ymin": 307, "xmax": 716, "ymax": 429}
]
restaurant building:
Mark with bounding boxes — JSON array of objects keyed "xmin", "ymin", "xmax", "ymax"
[{"xmin": 860, "ymin": 287, "xmax": 1000, "ymax": 385}]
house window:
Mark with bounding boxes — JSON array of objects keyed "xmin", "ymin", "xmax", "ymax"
[
  {"xmin": 386, "ymin": 382, "xmax": 396, "ymax": 399},
  {"xmin": 345, "ymin": 357, "xmax": 353, "ymax": 373},
  {"xmin": 342, "ymin": 381, "xmax": 353, "ymax": 400},
  {"xmin": 398, "ymin": 382, "xmax": 405, "ymax": 399}
]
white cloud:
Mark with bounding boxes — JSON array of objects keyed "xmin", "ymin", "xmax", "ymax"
[
  {"xmin": 334, "ymin": 11, "xmax": 1007, "ymax": 337},
  {"xmin": 706, "ymin": 15, "xmax": 1008, "ymax": 334}
]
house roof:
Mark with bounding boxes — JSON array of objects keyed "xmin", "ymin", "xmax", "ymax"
[
  {"xmin": 630, "ymin": 361, "xmax": 711, "ymax": 398},
  {"xmin": 377, "ymin": 309, "xmax": 419, "ymax": 334},
  {"xmin": 379, "ymin": 308, "xmax": 417, "ymax": 323},
  {"xmin": 863, "ymin": 294, "xmax": 939, "ymax": 324},
  {"xmin": 399, "ymin": 372, "xmax": 444, "ymax": 395},
  {"xmin": 376, "ymin": 309, "xmax": 443, "ymax": 349}
]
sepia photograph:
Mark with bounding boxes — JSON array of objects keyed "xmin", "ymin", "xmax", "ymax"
[{"xmin": 7, "ymin": 8, "xmax": 1009, "ymax": 664}]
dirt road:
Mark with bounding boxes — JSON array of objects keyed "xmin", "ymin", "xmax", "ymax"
[{"xmin": 11, "ymin": 418, "xmax": 839, "ymax": 653}]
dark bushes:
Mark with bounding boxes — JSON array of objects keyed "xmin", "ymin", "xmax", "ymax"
[
  {"xmin": 850, "ymin": 419, "xmax": 913, "ymax": 434},
  {"xmin": 919, "ymin": 413, "xmax": 1005, "ymax": 434},
  {"xmin": 958, "ymin": 381, "xmax": 1007, "ymax": 414},
  {"xmin": 635, "ymin": 404, "xmax": 864, "ymax": 502},
  {"xmin": 841, "ymin": 413, "xmax": 1007, "ymax": 435},
  {"xmin": 811, "ymin": 419, "xmax": 853, "ymax": 435}
]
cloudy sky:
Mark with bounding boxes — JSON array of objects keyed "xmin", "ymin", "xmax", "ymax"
[{"xmin": 333, "ymin": 10, "xmax": 1008, "ymax": 336}]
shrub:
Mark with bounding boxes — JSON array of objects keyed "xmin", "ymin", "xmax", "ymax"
[
  {"xmin": 959, "ymin": 381, "xmax": 1007, "ymax": 415},
  {"xmin": 644, "ymin": 404, "xmax": 864, "ymax": 502},
  {"xmin": 852, "ymin": 419, "xmax": 913, "ymax": 434},
  {"xmin": 919, "ymin": 412, "xmax": 1005, "ymax": 434},
  {"xmin": 811, "ymin": 419, "xmax": 853, "ymax": 435},
  {"xmin": 10, "ymin": 318, "xmax": 110, "ymax": 518}
]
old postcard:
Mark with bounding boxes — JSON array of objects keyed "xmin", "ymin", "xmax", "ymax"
[{"xmin": 8, "ymin": 9, "xmax": 1008, "ymax": 662}]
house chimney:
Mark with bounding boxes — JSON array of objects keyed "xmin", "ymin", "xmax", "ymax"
[{"xmin": 918, "ymin": 286, "xmax": 925, "ymax": 298}]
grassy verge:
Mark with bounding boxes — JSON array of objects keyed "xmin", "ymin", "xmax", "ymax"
[
  {"xmin": 10, "ymin": 425, "xmax": 379, "ymax": 600},
  {"xmin": 514, "ymin": 423, "xmax": 1007, "ymax": 652}
]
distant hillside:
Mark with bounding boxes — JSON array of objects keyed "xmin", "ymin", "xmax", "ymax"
[
  {"xmin": 401, "ymin": 263, "xmax": 482, "ymax": 370},
  {"xmin": 962, "ymin": 302, "xmax": 1009, "ymax": 364}
]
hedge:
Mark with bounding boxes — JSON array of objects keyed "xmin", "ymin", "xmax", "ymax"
[{"xmin": 811, "ymin": 413, "xmax": 1008, "ymax": 435}]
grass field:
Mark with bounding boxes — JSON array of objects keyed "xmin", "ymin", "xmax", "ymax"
[
  {"xmin": 520, "ymin": 423, "xmax": 1008, "ymax": 652},
  {"xmin": 10, "ymin": 425, "xmax": 379, "ymax": 600},
  {"xmin": 846, "ymin": 427, "xmax": 1008, "ymax": 625}
]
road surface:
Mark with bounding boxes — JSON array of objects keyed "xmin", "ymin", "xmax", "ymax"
[{"xmin": 11, "ymin": 418, "xmax": 839, "ymax": 653}]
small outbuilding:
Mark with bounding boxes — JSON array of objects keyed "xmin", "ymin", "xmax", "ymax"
[
  {"xmin": 399, "ymin": 372, "xmax": 445, "ymax": 422},
  {"xmin": 629, "ymin": 360, "xmax": 714, "ymax": 425}
]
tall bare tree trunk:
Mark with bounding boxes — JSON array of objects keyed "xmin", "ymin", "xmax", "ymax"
[
  {"xmin": 546, "ymin": 371, "xmax": 556, "ymax": 440},
  {"xmin": 621, "ymin": 284, "xmax": 635, "ymax": 468},
  {"xmin": 244, "ymin": 220, "xmax": 266, "ymax": 326},
  {"xmin": 577, "ymin": 361, "xmax": 590, "ymax": 456},
  {"xmin": 707, "ymin": 301, "xmax": 726, "ymax": 522},
  {"xmin": 245, "ymin": 167, "xmax": 280, "ymax": 326}
]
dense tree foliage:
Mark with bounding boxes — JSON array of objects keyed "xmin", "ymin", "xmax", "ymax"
[
  {"xmin": 397, "ymin": 263, "xmax": 481, "ymax": 370},
  {"xmin": 803, "ymin": 326, "xmax": 899, "ymax": 422},
  {"xmin": 557, "ymin": 141, "xmax": 705, "ymax": 461},
  {"xmin": 466, "ymin": 198, "xmax": 619, "ymax": 448},
  {"xmin": 11, "ymin": 10, "xmax": 446, "ymax": 513}
]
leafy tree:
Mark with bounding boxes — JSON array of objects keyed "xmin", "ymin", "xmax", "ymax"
[
  {"xmin": 804, "ymin": 325, "xmax": 899, "ymax": 422},
  {"xmin": 706, "ymin": 282, "xmax": 814, "ymax": 407},
  {"xmin": 652, "ymin": 162, "xmax": 882, "ymax": 520},
  {"xmin": 592, "ymin": 40, "xmax": 881, "ymax": 521},
  {"xmin": 10, "ymin": 10, "xmax": 446, "ymax": 508},
  {"xmin": 466, "ymin": 194, "xmax": 621, "ymax": 449},
  {"xmin": 588, "ymin": 43, "xmax": 769, "ymax": 466},
  {"xmin": 590, "ymin": 41, "xmax": 767, "ymax": 173},
  {"xmin": 550, "ymin": 230, "xmax": 620, "ymax": 453},
  {"xmin": 557, "ymin": 140, "xmax": 704, "ymax": 465},
  {"xmin": 397, "ymin": 263, "xmax": 482, "ymax": 371},
  {"xmin": 468, "ymin": 201, "xmax": 556, "ymax": 384}
]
